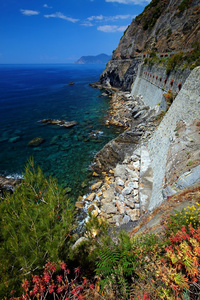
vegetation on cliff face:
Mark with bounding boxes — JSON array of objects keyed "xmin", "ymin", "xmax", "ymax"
[
  {"xmin": 143, "ymin": 42, "xmax": 200, "ymax": 74},
  {"xmin": 135, "ymin": 0, "xmax": 167, "ymax": 31}
]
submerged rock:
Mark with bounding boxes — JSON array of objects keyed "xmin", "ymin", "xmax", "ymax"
[
  {"xmin": 28, "ymin": 137, "xmax": 45, "ymax": 147},
  {"xmin": 39, "ymin": 119, "xmax": 78, "ymax": 128},
  {"xmin": 9, "ymin": 136, "xmax": 20, "ymax": 143}
]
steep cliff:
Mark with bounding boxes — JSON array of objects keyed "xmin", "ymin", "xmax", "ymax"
[{"xmin": 99, "ymin": 0, "xmax": 200, "ymax": 91}]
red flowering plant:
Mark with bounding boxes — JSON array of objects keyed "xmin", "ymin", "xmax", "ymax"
[
  {"xmin": 164, "ymin": 89, "xmax": 175, "ymax": 106},
  {"xmin": 131, "ymin": 204, "xmax": 200, "ymax": 299},
  {"xmin": 10, "ymin": 261, "xmax": 96, "ymax": 300}
]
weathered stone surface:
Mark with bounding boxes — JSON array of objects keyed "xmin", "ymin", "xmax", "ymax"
[
  {"xmin": 148, "ymin": 68, "xmax": 200, "ymax": 211},
  {"xmin": 117, "ymin": 178, "xmax": 125, "ymax": 186},
  {"xmin": 128, "ymin": 181, "xmax": 138, "ymax": 189},
  {"xmin": 75, "ymin": 201, "xmax": 84, "ymax": 209},
  {"xmin": 132, "ymin": 161, "xmax": 140, "ymax": 171},
  {"xmin": 92, "ymin": 209, "xmax": 99, "ymax": 217},
  {"xmin": 126, "ymin": 168, "xmax": 138, "ymax": 178},
  {"xmin": 119, "ymin": 194, "xmax": 125, "ymax": 202},
  {"xmin": 102, "ymin": 187, "xmax": 115, "ymax": 200},
  {"xmin": 101, "ymin": 203, "xmax": 118, "ymax": 214},
  {"xmin": 135, "ymin": 204, "xmax": 140, "ymax": 209},
  {"xmin": 114, "ymin": 164, "xmax": 127, "ymax": 179},
  {"xmin": 162, "ymin": 186, "xmax": 176, "ymax": 200},
  {"xmin": 112, "ymin": 215, "xmax": 124, "ymax": 226},
  {"xmin": 0, "ymin": 176, "xmax": 22, "ymax": 192},
  {"xmin": 115, "ymin": 185, "xmax": 123, "ymax": 193},
  {"xmin": 115, "ymin": 200, "xmax": 125, "ymax": 214},
  {"xmin": 85, "ymin": 192, "xmax": 96, "ymax": 201},
  {"xmin": 126, "ymin": 208, "xmax": 140, "ymax": 221},
  {"xmin": 174, "ymin": 165, "xmax": 200, "ymax": 190},
  {"xmin": 91, "ymin": 181, "xmax": 102, "ymax": 191},
  {"xmin": 125, "ymin": 200, "xmax": 135, "ymax": 209},
  {"xmin": 122, "ymin": 187, "xmax": 133, "ymax": 195},
  {"xmin": 122, "ymin": 215, "xmax": 131, "ymax": 224},
  {"xmin": 88, "ymin": 204, "xmax": 100, "ymax": 217}
]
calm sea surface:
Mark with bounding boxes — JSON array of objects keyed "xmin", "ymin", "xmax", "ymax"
[{"xmin": 0, "ymin": 64, "xmax": 121, "ymax": 200}]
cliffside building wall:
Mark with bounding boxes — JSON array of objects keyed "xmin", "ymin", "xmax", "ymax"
[
  {"xmin": 141, "ymin": 67, "xmax": 200, "ymax": 211},
  {"xmin": 131, "ymin": 63, "xmax": 191, "ymax": 109}
]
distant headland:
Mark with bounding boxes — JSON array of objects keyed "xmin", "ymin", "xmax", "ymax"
[{"xmin": 74, "ymin": 53, "xmax": 111, "ymax": 65}]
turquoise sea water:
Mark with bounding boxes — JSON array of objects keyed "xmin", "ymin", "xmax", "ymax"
[{"xmin": 0, "ymin": 64, "xmax": 121, "ymax": 200}]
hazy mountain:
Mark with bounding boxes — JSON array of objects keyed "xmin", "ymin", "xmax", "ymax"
[{"xmin": 74, "ymin": 54, "xmax": 111, "ymax": 64}]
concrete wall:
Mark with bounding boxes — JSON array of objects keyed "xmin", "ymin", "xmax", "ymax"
[
  {"xmin": 147, "ymin": 67, "xmax": 200, "ymax": 211},
  {"xmin": 131, "ymin": 63, "xmax": 191, "ymax": 109}
]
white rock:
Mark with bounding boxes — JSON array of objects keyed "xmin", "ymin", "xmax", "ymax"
[
  {"xmin": 117, "ymin": 178, "xmax": 125, "ymax": 186},
  {"xmin": 114, "ymin": 164, "xmax": 127, "ymax": 179},
  {"xmin": 133, "ymin": 161, "xmax": 140, "ymax": 170},
  {"xmin": 122, "ymin": 187, "xmax": 133, "ymax": 195},
  {"xmin": 125, "ymin": 200, "xmax": 135, "ymax": 209},
  {"xmin": 122, "ymin": 215, "xmax": 131, "ymax": 224},
  {"xmin": 128, "ymin": 182, "xmax": 138, "ymax": 189},
  {"xmin": 119, "ymin": 194, "xmax": 125, "ymax": 202}
]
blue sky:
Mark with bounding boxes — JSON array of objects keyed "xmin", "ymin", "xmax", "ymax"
[{"xmin": 0, "ymin": 0, "xmax": 150, "ymax": 64}]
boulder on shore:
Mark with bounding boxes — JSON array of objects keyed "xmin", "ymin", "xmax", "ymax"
[{"xmin": 0, "ymin": 176, "xmax": 22, "ymax": 195}]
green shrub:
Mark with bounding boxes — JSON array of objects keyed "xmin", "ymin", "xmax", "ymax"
[
  {"xmin": 167, "ymin": 28, "xmax": 172, "ymax": 39},
  {"xmin": 166, "ymin": 52, "xmax": 184, "ymax": 75},
  {"xmin": 95, "ymin": 231, "xmax": 159, "ymax": 299},
  {"xmin": 178, "ymin": 0, "xmax": 192, "ymax": 12},
  {"xmin": 0, "ymin": 159, "xmax": 75, "ymax": 298}
]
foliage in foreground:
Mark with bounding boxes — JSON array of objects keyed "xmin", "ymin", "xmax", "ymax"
[
  {"xmin": 0, "ymin": 160, "xmax": 75, "ymax": 298},
  {"xmin": 10, "ymin": 261, "xmax": 96, "ymax": 300},
  {"xmin": 94, "ymin": 204, "xmax": 200, "ymax": 299},
  {"xmin": 2, "ymin": 162, "xmax": 200, "ymax": 299}
]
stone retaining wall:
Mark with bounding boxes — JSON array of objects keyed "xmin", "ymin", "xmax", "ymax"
[
  {"xmin": 131, "ymin": 63, "xmax": 191, "ymax": 108},
  {"xmin": 147, "ymin": 67, "xmax": 200, "ymax": 211}
]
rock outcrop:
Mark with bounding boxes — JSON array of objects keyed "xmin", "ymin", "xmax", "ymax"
[
  {"xmin": 0, "ymin": 176, "xmax": 22, "ymax": 197},
  {"xmin": 99, "ymin": 0, "xmax": 200, "ymax": 91}
]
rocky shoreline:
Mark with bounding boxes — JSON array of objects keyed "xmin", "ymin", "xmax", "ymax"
[
  {"xmin": 0, "ymin": 176, "xmax": 22, "ymax": 198},
  {"xmin": 75, "ymin": 87, "xmax": 162, "ymax": 228}
]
